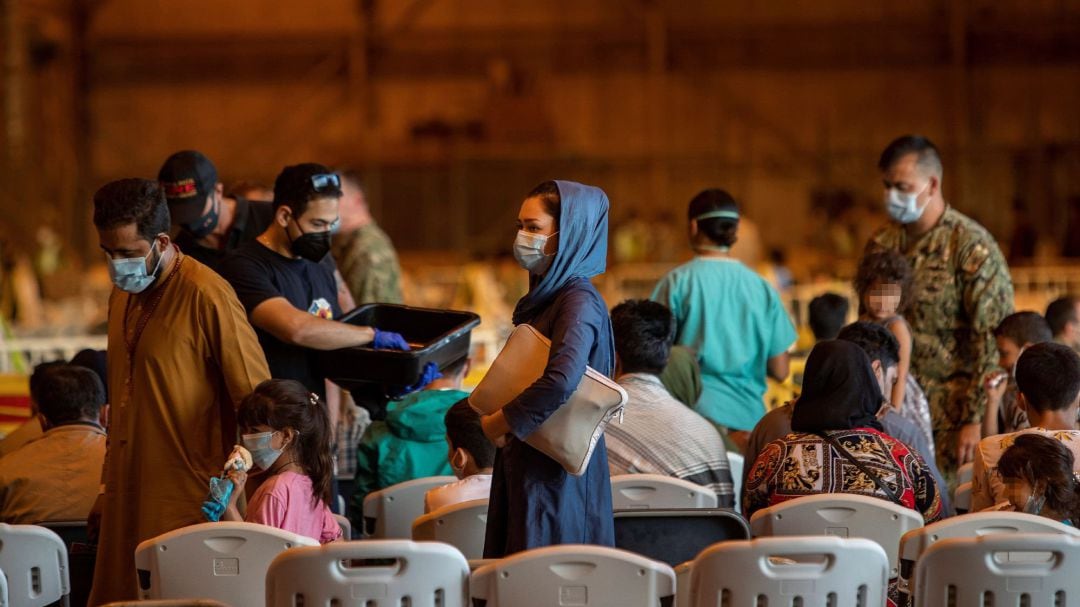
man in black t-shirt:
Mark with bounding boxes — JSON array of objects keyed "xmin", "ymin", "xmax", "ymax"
[
  {"xmin": 158, "ymin": 150, "xmax": 275, "ymax": 272},
  {"xmin": 218, "ymin": 163, "xmax": 409, "ymax": 396}
]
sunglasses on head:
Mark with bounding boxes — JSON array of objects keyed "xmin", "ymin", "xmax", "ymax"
[{"xmin": 310, "ymin": 173, "xmax": 341, "ymax": 191}]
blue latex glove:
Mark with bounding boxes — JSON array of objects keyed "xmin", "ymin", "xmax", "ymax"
[
  {"xmin": 391, "ymin": 362, "xmax": 442, "ymax": 398},
  {"xmin": 372, "ymin": 329, "xmax": 410, "ymax": 351},
  {"xmin": 202, "ymin": 475, "xmax": 234, "ymax": 522}
]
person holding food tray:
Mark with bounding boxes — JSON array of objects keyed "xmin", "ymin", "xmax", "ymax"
[{"xmin": 480, "ymin": 180, "xmax": 616, "ymax": 557}]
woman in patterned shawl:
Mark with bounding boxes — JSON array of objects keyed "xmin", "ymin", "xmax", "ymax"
[{"xmin": 744, "ymin": 340, "xmax": 943, "ymax": 523}]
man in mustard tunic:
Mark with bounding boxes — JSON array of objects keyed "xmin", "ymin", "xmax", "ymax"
[
  {"xmin": 88, "ymin": 179, "xmax": 270, "ymax": 604},
  {"xmin": 866, "ymin": 136, "xmax": 1013, "ymax": 485}
]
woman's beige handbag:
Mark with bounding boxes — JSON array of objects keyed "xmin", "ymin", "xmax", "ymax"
[{"xmin": 468, "ymin": 324, "xmax": 628, "ymax": 476}]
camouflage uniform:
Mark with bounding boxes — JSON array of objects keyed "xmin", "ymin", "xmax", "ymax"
[
  {"xmin": 866, "ymin": 206, "xmax": 1014, "ymax": 485},
  {"xmin": 332, "ymin": 222, "xmax": 404, "ymax": 305}
]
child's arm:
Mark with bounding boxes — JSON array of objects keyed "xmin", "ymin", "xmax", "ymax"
[
  {"xmin": 221, "ymin": 468, "xmax": 248, "ymax": 522},
  {"xmin": 887, "ymin": 319, "xmax": 912, "ymax": 410}
]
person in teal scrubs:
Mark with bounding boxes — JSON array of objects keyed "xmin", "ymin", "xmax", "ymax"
[{"xmin": 651, "ymin": 189, "xmax": 796, "ymax": 451}]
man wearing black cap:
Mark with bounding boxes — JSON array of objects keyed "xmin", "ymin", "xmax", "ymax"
[
  {"xmin": 218, "ymin": 163, "xmax": 409, "ymax": 398},
  {"xmin": 158, "ymin": 150, "xmax": 274, "ymax": 271}
]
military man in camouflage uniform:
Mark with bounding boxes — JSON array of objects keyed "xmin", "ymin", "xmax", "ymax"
[
  {"xmin": 332, "ymin": 170, "xmax": 404, "ymax": 305},
  {"xmin": 866, "ymin": 135, "xmax": 1014, "ymax": 486}
]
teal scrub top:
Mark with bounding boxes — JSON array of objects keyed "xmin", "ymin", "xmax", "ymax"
[{"xmin": 652, "ymin": 257, "xmax": 796, "ymax": 431}]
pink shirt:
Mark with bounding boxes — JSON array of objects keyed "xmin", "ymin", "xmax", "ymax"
[{"xmin": 246, "ymin": 471, "xmax": 341, "ymax": 544}]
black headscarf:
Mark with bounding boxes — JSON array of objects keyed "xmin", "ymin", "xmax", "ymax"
[{"xmin": 791, "ymin": 340, "xmax": 885, "ymax": 433}]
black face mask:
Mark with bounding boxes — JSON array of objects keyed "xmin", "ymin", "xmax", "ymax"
[
  {"xmin": 184, "ymin": 198, "xmax": 220, "ymax": 239},
  {"xmin": 288, "ymin": 217, "xmax": 332, "ymax": 262}
]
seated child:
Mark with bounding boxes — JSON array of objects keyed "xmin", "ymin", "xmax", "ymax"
[
  {"xmin": 425, "ymin": 398, "xmax": 495, "ymax": 513},
  {"xmin": 224, "ymin": 379, "xmax": 341, "ymax": 544},
  {"xmin": 997, "ymin": 433, "xmax": 1080, "ymax": 525},
  {"xmin": 987, "ymin": 311, "xmax": 1053, "ymax": 434}
]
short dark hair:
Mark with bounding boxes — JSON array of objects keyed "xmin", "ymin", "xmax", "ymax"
[
  {"xmin": 994, "ymin": 311, "xmax": 1053, "ymax": 347},
  {"xmin": 527, "ymin": 181, "xmax": 561, "ymax": 231},
  {"xmin": 273, "ymin": 163, "xmax": 343, "ymax": 216},
  {"xmin": 1015, "ymin": 342, "xmax": 1080, "ymax": 412},
  {"xmin": 854, "ymin": 250, "xmax": 914, "ymax": 315},
  {"xmin": 445, "ymin": 398, "xmax": 495, "ymax": 469},
  {"xmin": 837, "ymin": 321, "xmax": 900, "ymax": 369},
  {"xmin": 808, "ymin": 293, "xmax": 850, "ymax": 340},
  {"xmin": 32, "ymin": 364, "xmax": 105, "ymax": 426},
  {"xmin": 611, "ymin": 299, "xmax": 676, "ymax": 375},
  {"xmin": 92, "ymin": 178, "xmax": 171, "ymax": 242},
  {"xmin": 1045, "ymin": 297, "xmax": 1080, "ymax": 337},
  {"xmin": 687, "ymin": 189, "xmax": 739, "ymax": 248},
  {"xmin": 878, "ymin": 135, "xmax": 943, "ymax": 177}
]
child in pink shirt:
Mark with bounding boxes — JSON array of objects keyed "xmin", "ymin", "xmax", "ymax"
[{"xmin": 224, "ymin": 379, "xmax": 341, "ymax": 544}]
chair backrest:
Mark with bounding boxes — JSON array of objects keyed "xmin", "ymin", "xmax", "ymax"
[
  {"xmin": 470, "ymin": 544, "xmax": 676, "ymax": 607},
  {"xmin": 411, "ymin": 499, "xmax": 489, "ymax": 560},
  {"xmin": 954, "ymin": 481, "xmax": 973, "ymax": 513},
  {"xmin": 0, "ymin": 523, "xmax": 69, "ymax": 607},
  {"xmin": 35, "ymin": 520, "xmax": 93, "ymax": 607},
  {"xmin": 0, "ymin": 565, "xmax": 8, "ymax": 607},
  {"xmin": 956, "ymin": 462, "xmax": 974, "ymax": 486},
  {"xmin": 334, "ymin": 514, "xmax": 352, "ymax": 540},
  {"xmin": 727, "ymin": 453, "xmax": 744, "ymax": 513},
  {"xmin": 897, "ymin": 512, "xmax": 1080, "ymax": 598},
  {"xmin": 674, "ymin": 562, "xmax": 692, "ymax": 607},
  {"xmin": 748, "ymin": 493, "xmax": 924, "ymax": 579},
  {"xmin": 613, "ymin": 509, "xmax": 750, "ymax": 566},
  {"xmin": 914, "ymin": 533, "xmax": 1080, "ymax": 606},
  {"xmin": 689, "ymin": 536, "xmax": 889, "ymax": 607},
  {"xmin": 362, "ymin": 476, "xmax": 458, "ymax": 538},
  {"xmin": 100, "ymin": 596, "xmax": 231, "ymax": 600},
  {"xmin": 133, "ymin": 521, "xmax": 317, "ymax": 606},
  {"xmin": 265, "ymin": 539, "xmax": 470, "ymax": 607},
  {"xmin": 611, "ymin": 474, "xmax": 719, "ymax": 510}
]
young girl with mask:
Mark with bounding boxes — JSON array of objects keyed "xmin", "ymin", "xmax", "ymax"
[
  {"xmin": 223, "ymin": 379, "xmax": 341, "ymax": 543},
  {"xmin": 997, "ymin": 433, "xmax": 1080, "ymax": 525},
  {"xmin": 854, "ymin": 250, "xmax": 933, "ymax": 451}
]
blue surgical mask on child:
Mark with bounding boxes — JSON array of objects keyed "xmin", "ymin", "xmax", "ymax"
[{"xmin": 242, "ymin": 431, "xmax": 285, "ymax": 470}]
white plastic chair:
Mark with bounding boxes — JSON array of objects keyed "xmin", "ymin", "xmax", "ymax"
[
  {"xmin": 954, "ymin": 481, "xmax": 973, "ymax": 512},
  {"xmin": 914, "ymin": 533, "xmax": 1080, "ymax": 606},
  {"xmin": 0, "ymin": 565, "xmax": 8, "ymax": 607},
  {"xmin": 674, "ymin": 562, "xmax": 693, "ymax": 607},
  {"xmin": 0, "ymin": 523, "xmax": 69, "ymax": 607},
  {"xmin": 470, "ymin": 544, "xmax": 676, "ymax": 607},
  {"xmin": 134, "ymin": 522, "xmax": 317, "ymax": 606},
  {"xmin": 748, "ymin": 493, "xmax": 923, "ymax": 579},
  {"xmin": 100, "ymin": 596, "xmax": 230, "ymax": 600},
  {"xmin": 956, "ymin": 462, "xmax": 974, "ymax": 486},
  {"xmin": 897, "ymin": 512, "xmax": 1080, "ymax": 599},
  {"xmin": 265, "ymin": 539, "xmax": 469, "ymax": 607},
  {"xmin": 334, "ymin": 514, "xmax": 352, "ymax": 540},
  {"xmin": 362, "ymin": 476, "xmax": 458, "ymax": 538},
  {"xmin": 727, "ymin": 452, "xmax": 744, "ymax": 512},
  {"xmin": 411, "ymin": 499, "xmax": 489, "ymax": 560},
  {"xmin": 687, "ymin": 536, "xmax": 889, "ymax": 607},
  {"xmin": 611, "ymin": 474, "xmax": 719, "ymax": 510}
]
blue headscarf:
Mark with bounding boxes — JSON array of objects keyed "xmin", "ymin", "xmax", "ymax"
[{"xmin": 512, "ymin": 180, "xmax": 609, "ymax": 325}]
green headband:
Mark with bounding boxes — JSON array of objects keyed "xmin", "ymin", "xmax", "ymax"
[{"xmin": 694, "ymin": 210, "xmax": 739, "ymax": 221}]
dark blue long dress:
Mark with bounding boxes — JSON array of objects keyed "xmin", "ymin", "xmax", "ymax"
[{"xmin": 483, "ymin": 181, "xmax": 616, "ymax": 557}]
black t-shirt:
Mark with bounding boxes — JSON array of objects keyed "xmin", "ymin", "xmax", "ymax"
[
  {"xmin": 218, "ymin": 240, "xmax": 342, "ymax": 395},
  {"xmin": 174, "ymin": 197, "xmax": 275, "ymax": 272}
]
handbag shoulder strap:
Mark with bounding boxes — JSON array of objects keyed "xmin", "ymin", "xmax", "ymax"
[{"xmin": 816, "ymin": 431, "xmax": 905, "ymax": 507}]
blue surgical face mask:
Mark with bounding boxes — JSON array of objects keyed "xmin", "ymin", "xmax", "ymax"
[
  {"xmin": 242, "ymin": 431, "xmax": 285, "ymax": 471},
  {"xmin": 514, "ymin": 230, "xmax": 557, "ymax": 275},
  {"xmin": 108, "ymin": 243, "xmax": 165, "ymax": 294},
  {"xmin": 884, "ymin": 184, "xmax": 929, "ymax": 224}
]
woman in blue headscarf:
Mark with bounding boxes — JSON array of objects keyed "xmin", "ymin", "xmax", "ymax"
[{"xmin": 481, "ymin": 180, "xmax": 615, "ymax": 557}]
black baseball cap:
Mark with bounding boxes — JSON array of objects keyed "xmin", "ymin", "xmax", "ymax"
[{"xmin": 157, "ymin": 150, "xmax": 218, "ymax": 225}]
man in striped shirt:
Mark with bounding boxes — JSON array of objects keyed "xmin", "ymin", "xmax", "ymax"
[{"xmin": 606, "ymin": 299, "xmax": 735, "ymax": 507}]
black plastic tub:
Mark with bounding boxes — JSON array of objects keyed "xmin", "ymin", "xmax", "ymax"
[{"xmin": 320, "ymin": 303, "xmax": 481, "ymax": 394}]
